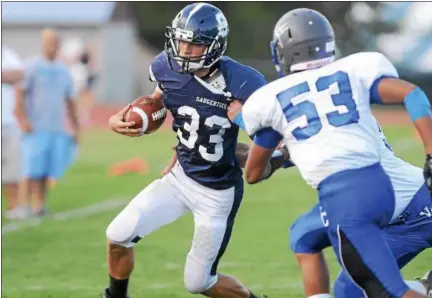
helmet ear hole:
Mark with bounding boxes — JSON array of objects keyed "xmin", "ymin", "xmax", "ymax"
[{"xmin": 288, "ymin": 28, "xmax": 292, "ymax": 39}]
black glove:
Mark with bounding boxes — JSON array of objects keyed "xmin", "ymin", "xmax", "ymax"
[{"xmin": 424, "ymin": 154, "xmax": 432, "ymax": 195}]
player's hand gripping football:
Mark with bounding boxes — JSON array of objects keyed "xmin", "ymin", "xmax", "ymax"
[
  {"xmin": 108, "ymin": 104, "xmax": 142, "ymax": 137},
  {"xmin": 424, "ymin": 154, "xmax": 432, "ymax": 195}
]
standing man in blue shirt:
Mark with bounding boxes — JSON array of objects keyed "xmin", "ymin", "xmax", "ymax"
[{"xmin": 15, "ymin": 28, "xmax": 80, "ymax": 217}]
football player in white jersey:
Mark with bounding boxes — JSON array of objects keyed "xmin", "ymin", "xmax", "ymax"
[
  {"xmin": 227, "ymin": 100, "xmax": 432, "ymax": 298},
  {"xmin": 288, "ymin": 119, "xmax": 432, "ymax": 298},
  {"xmin": 231, "ymin": 8, "xmax": 432, "ymax": 298}
]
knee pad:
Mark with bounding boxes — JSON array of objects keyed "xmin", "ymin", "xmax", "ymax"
[
  {"xmin": 106, "ymin": 206, "xmax": 141, "ymax": 247},
  {"xmin": 184, "ymin": 254, "xmax": 217, "ymax": 294},
  {"xmin": 289, "ymin": 218, "xmax": 330, "ymax": 254}
]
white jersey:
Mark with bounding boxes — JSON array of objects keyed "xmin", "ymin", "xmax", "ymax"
[
  {"xmin": 2, "ymin": 46, "xmax": 23, "ymax": 127},
  {"xmin": 376, "ymin": 122, "xmax": 424, "ymax": 221},
  {"xmin": 243, "ymin": 52, "xmax": 399, "ymax": 188}
]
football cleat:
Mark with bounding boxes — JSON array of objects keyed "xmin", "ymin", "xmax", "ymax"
[
  {"xmin": 102, "ymin": 288, "xmax": 131, "ymax": 298},
  {"xmin": 416, "ymin": 270, "xmax": 432, "ymax": 297}
]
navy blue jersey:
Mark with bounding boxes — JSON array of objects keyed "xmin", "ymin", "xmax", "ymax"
[{"xmin": 149, "ymin": 52, "xmax": 267, "ymax": 190}]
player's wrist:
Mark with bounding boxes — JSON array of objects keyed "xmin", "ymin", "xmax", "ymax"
[{"xmin": 232, "ymin": 111, "xmax": 245, "ymax": 130}]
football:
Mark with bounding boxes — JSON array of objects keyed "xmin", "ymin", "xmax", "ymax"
[{"xmin": 124, "ymin": 95, "xmax": 168, "ymax": 135}]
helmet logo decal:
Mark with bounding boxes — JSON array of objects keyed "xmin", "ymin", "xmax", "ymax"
[
  {"xmin": 216, "ymin": 12, "xmax": 228, "ymax": 37},
  {"xmin": 326, "ymin": 41, "xmax": 335, "ymax": 53},
  {"xmin": 290, "ymin": 56, "xmax": 335, "ymax": 72},
  {"xmin": 174, "ymin": 28, "xmax": 194, "ymax": 42}
]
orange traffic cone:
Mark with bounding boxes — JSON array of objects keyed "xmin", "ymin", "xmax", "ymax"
[{"xmin": 108, "ymin": 158, "xmax": 149, "ymax": 176}]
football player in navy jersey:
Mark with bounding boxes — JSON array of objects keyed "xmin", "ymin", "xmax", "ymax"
[{"xmin": 104, "ymin": 3, "xmax": 289, "ymax": 298}]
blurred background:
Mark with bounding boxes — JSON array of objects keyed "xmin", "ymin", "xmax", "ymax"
[
  {"xmin": 1, "ymin": 2, "xmax": 430, "ymax": 298},
  {"xmin": 3, "ymin": 1, "xmax": 432, "ymax": 108}
]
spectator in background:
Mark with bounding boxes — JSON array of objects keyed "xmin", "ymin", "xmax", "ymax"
[
  {"xmin": 15, "ymin": 28, "xmax": 80, "ymax": 217},
  {"xmin": 2, "ymin": 46, "xmax": 24, "ymax": 219}
]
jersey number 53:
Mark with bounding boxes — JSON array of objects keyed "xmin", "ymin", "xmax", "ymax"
[{"xmin": 277, "ymin": 71, "xmax": 360, "ymax": 141}]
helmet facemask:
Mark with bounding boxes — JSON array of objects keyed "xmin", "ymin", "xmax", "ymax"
[{"xmin": 165, "ymin": 26, "xmax": 227, "ymax": 74}]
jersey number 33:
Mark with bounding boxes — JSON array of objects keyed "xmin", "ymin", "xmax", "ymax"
[
  {"xmin": 177, "ymin": 106, "xmax": 231, "ymax": 162},
  {"xmin": 277, "ymin": 71, "xmax": 360, "ymax": 141}
]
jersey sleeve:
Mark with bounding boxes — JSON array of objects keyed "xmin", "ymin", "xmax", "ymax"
[
  {"xmin": 354, "ymin": 52, "xmax": 399, "ymax": 104},
  {"xmin": 2, "ymin": 48, "xmax": 23, "ymax": 70},
  {"xmin": 148, "ymin": 52, "xmax": 166, "ymax": 90},
  {"xmin": 228, "ymin": 63, "xmax": 268, "ymax": 103},
  {"xmin": 237, "ymin": 68, "xmax": 268, "ymax": 103},
  {"xmin": 149, "ymin": 64, "xmax": 156, "ymax": 82},
  {"xmin": 242, "ymin": 86, "xmax": 280, "ymax": 136}
]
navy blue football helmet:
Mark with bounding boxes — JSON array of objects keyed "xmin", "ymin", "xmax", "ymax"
[{"xmin": 165, "ymin": 3, "xmax": 229, "ymax": 74}]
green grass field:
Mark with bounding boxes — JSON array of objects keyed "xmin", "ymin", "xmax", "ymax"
[{"xmin": 2, "ymin": 125, "xmax": 431, "ymax": 298}]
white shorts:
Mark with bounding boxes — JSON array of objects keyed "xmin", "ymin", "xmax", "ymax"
[
  {"xmin": 1, "ymin": 127, "xmax": 21, "ymax": 183},
  {"xmin": 106, "ymin": 162, "xmax": 244, "ymax": 291}
]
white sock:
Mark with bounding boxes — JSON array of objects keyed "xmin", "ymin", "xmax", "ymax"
[
  {"xmin": 308, "ymin": 294, "xmax": 331, "ymax": 298},
  {"xmin": 405, "ymin": 280, "xmax": 427, "ymax": 295}
]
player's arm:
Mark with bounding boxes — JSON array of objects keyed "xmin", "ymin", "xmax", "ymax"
[
  {"xmin": 238, "ymin": 86, "xmax": 292, "ymax": 184},
  {"xmin": 14, "ymin": 64, "xmax": 32, "ymax": 133},
  {"xmin": 361, "ymin": 52, "xmax": 432, "ymax": 192},
  {"xmin": 373, "ymin": 78, "xmax": 432, "ymax": 192},
  {"xmin": 235, "ymin": 142, "xmax": 250, "ymax": 168},
  {"xmin": 229, "ymin": 99, "xmax": 295, "ymax": 172},
  {"xmin": 151, "ymin": 86, "xmax": 163, "ymax": 101},
  {"xmin": 14, "ymin": 86, "xmax": 31, "ymax": 133},
  {"xmin": 235, "ymin": 141, "xmax": 291, "ymax": 184},
  {"xmin": 245, "ymin": 128, "xmax": 285, "ymax": 184},
  {"xmin": 2, "ymin": 70, "xmax": 24, "ymax": 84},
  {"xmin": 372, "ymin": 78, "xmax": 432, "ymax": 154},
  {"xmin": 229, "ymin": 102, "xmax": 280, "ymax": 182}
]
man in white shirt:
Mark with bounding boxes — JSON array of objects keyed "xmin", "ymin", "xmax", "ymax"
[{"xmin": 2, "ymin": 46, "xmax": 24, "ymax": 219}]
